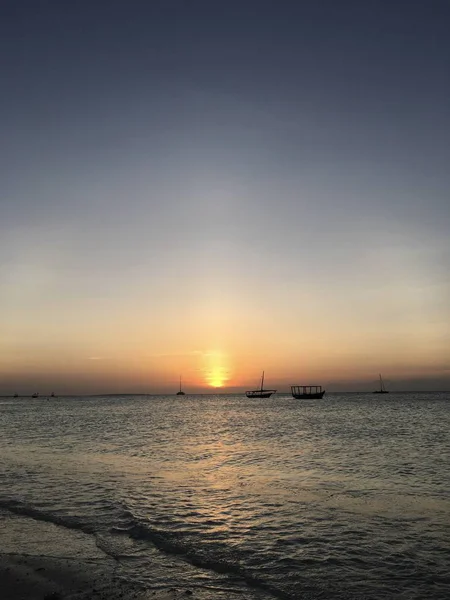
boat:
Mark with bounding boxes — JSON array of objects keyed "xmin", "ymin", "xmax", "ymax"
[
  {"xmin": 51, "ymin": 392, "xmax": 56, "ymax": 397},
  {"xmin": 176, "ymin": 376, "xmax": 185, "ymax": 396},
  {"xmin": 13, "ymin": 393, "xmax": 18, "ymax": 398},
  {"xmin": 291, "ymin": 385, "xmax": 325, "ymax": 399},
  {"xmin": 246, "ymin": 371, "xmax": 276, "ymax": 398},
  {"xmin": 31, "ymin": 392, "xmax": 39, "ymax": 398},
  {"xmin": 373, "ymin": 374, "xmax": 389, "ymax": 394}
]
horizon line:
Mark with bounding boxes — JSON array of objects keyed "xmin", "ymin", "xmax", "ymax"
[{"xmin": 2, "ymin": 390, "xmax": 449, "ymax": 398}]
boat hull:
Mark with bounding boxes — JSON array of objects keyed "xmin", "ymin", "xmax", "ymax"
[
  {"xmin": 246, "ymin": 391, "xmax": 276, "ymax": 398},
  {"xmin": 373, "ymin": 390, "xmax": 389, "ymax": 394},
  {"xmin": 291, "ymin": 391, "xmax": 325, "ymax": 399}
]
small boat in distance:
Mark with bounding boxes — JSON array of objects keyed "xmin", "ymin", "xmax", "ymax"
[
  {"xmin": 31, "ymin": 392, "xmax": 39, "ymax": 398},
  {"xmin": 291, "ymin": 385, "xmax": 325, "ymax": 399},
  {"xmin": 246, "ymin": 371, "xmax": 276, "ymax": 398},
  {"xmin": 51, "ymin": 392, "xmax": 56, "ymax": 398},
  {"xmin": 13, "ymin": 393, "xmax": 18, "ymax": 398},
  {"xmin": 373, "ymin": 374, "xmax": 389, "ymax": 394},
  {"xmin": 176, "ymin": 376, "xmax": 185, "ymax": 396}
]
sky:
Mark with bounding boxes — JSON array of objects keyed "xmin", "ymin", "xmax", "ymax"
[{"xmin": 1, "ymin": 0, "xmax": 449, "ymax": 394}]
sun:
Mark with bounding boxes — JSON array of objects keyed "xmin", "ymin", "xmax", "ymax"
[
  {"xmin": 207, "ymin": 366, "xmax": 227, "ymax": 388},
  {"xmin": 203, "ymin": 352, "xmax": 230, "ymax": 388}
]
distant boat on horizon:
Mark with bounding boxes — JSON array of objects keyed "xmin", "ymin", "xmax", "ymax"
[
  {"xmin": 176, "ymin": 376, "xmax": 185, "ymax": 396},
  {"xmin": 373, "ymin": 374, "xmax": 389, "ymax": 394},
  {"xmin": 246, "ymin": 371, "xmax": 276, "ymax": 399},
  {"xmin": 291, "ymin": 385, "xmax": 325, "ymax": 399},
  {"xmin": 13, "ymin": 393, "xmax": 18, "ymax": 398},
  {"xmin": 31, "ymin": 392, "xmax": 39, "ymax": 398}
]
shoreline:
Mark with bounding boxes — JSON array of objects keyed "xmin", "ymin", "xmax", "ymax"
[
  {"xmin": 0, "ymin": 509, "xmax": 142, "ymax": 600},
  {"xmin": 0, "ymin": 510, "xmax": 261, "ymax": 600},
  {"xmin": 0, "ymin": 552, "xmax": 247, "ymax": 600},
  {"xmin": 0, "ymin": 553, "xmax": 138, "ymax": 600}
]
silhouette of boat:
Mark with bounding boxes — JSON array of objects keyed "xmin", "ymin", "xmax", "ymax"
[
  {"xmin": 31, "ymin": 392, "xmax": 39, "ymax": 398},
  {"xmin": 176, "ymin": 376, "xmax": 185, "ymax": 395},
  {"xmin": 246, "ymin": 371, "xmax": 276, "ymax": 398},
  {"xmin": 291, "ymin": 385, "xmax": 325, "ymax": 399},
  {"xmin": 373, "ymin": 374, "xmax": 389, "ymax": 394},
  {"xmin": 13, "ymin": 393, "xmax": 18, "ymax": 398},
  {"xmin": 51, "ymin": 392, "xmax": 56, "ymax": 397}
]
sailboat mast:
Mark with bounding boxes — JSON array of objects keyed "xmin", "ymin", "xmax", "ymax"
[
  {"xmin": 379, "ymin": 373, "xmax": 383, "ymax": 392},
  {"xmin": 179, "ymin": 375, "xmax": 182, "ymax": 393},
  {"xmin": 261, "ymin": 371, "xmax": 265, "ymax": 392}
]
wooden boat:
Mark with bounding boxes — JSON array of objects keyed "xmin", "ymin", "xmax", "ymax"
[
  {"xmin": 176, "ymin": 376, "xmax": 185, "ymax": 395},
  {"xmin": 373, "ymin": 374, "xmax": 389, "ymax": 394},
  {"xmin": 246, "ymin": 371, "xmax": 276, "ymax": 398},
  {"xmin": 291, "ymin": 385, "xmax": 325, "ymax": 399}
]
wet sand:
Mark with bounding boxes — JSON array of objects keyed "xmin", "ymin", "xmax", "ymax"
[{"xmin": 0, "ymin": 553, "xmax": 216, "ymax": 600}]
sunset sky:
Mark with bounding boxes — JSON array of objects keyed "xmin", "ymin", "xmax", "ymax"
[{"xmin": 1, "ymin": 0, "xmax": 449, "ymax": 394}]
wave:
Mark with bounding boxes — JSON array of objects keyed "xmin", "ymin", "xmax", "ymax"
[
  {"xmin": 0, "ymin": 497, "xmax": 326, "ymax": 599},
  {"xmin": 0, "ymin": 497, "xmax": 96, "ymax": 534},
  {"xmin": 115, "ymin": 515, "xmax": 317, "ymax": 600},
  {"xmin": 0, "ymin": 497, "xmax": 143, "ymax": 570}
]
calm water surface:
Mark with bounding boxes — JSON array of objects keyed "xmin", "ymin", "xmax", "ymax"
[{"xmin": 1, "ymin": 393, "xmax": 449, "ymax": 599}]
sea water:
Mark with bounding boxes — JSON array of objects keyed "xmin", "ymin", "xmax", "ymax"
[{"xmin": 1, "ymin": 393, "xmax": 449, "ymax": 599}]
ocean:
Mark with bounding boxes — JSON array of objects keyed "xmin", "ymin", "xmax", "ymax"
[{"xmin": 1, "ymin": 393, "xmax": 449, "ymax": 599}]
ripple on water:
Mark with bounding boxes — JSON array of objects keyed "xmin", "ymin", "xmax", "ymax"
[{"xmin": 0, "ymin": 393, "xmax": 449, "ymax": 599}]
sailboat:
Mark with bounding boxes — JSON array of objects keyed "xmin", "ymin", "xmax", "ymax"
[
  {"xmin": 176, "ymin": 376, "xmax": 185, "ymax": 396},
  {"xmin": 246, "ymin": 371, "xmax": 276, "ymax": 398},
  {"xmin": 373, "ymin": 374, "xmax": 389, "ymax": 394}
]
